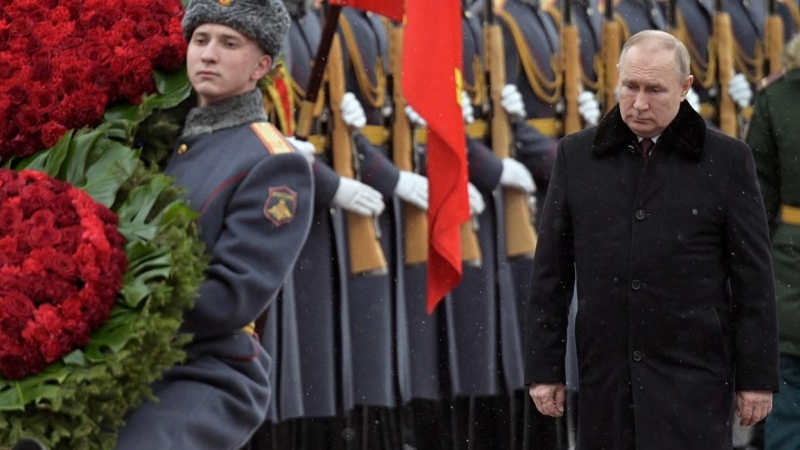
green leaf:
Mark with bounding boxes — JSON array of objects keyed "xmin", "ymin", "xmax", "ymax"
[
  {"xmin": 153, "ymin": 69, "xmax": 192, "ymax": 106},
  {"xmin": 63, "ymin": 350, "xmax": 87, "ymax": 367},
  {"xmin": 13, "ymin": 130, "xmax": 75, "ymax": 174},
  {"xmin": 82, "ymin": 311, "xmax": 139, "ymax": 363},
  {"xmin": 0, "ymin": 365, "xmax": 69, "ymax": 411},
  {"xmin": 59, "ymin": 128, "xmax": 105, "ymax": 186},
  {"xmin": 81, "ymin": 141, "xmax": 139, "ymax": 207}
]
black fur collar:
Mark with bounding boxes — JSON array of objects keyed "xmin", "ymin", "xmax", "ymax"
[{"xmin": 592, "ymin": 100, "xmax": 706, "ymax": 160}]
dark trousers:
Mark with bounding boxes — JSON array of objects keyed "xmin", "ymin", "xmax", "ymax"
[{"xmin": 765, "ymin": 354, "xmax": 800, "ymax": 450}]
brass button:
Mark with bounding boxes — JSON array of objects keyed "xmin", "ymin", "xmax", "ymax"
[{"xmin": 178, "ymin": 144, "xmax": 188, "ymax": 155}]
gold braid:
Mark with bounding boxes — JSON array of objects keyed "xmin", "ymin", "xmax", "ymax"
[
  {"xmin": 677, "ymin": 11, "xmax": 718, "ymax": 89},
  {"xmin": 498, "ymin": 10, "xmax": 563, "ymax": 104},
  {"xmin": 463, "ymin": 55, "xmax": 486, "ymax": 107},
  {"xmin": 339, "ymin": 13, "xmax": 387, "ymax": 108},
  {"xmin": 733, "ymin": 38, "xmax": 765, "ymax": 84}
]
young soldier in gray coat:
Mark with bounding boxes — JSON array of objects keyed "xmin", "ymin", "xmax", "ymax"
[{"xmin": 115, "ymin": 0, "xmax": 313, "ymax": 448}]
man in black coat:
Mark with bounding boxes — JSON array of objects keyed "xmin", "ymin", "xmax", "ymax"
[{"xmin": 526, "ymin": 29, "xmax": 779, "ymax": 449}]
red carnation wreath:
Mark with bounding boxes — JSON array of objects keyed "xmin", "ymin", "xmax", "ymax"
[{"xmin": 0, "ymin": 169, "xmax": 128, "ymax": 380}]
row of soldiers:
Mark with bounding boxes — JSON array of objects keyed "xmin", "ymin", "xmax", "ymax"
[{"xmin": 247, "ymin": 0, "xmax": 800, "ymax": 449}]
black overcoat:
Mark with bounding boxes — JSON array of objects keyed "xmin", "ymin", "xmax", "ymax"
[{"xmin": 525, "ymin": 101, "xmax": 779, "ymax": 449}]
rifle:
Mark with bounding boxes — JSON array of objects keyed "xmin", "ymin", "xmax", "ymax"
[
  {"xmin": 387, "ymin": 24, "xmax": 429, "ymax": 265},
  {"xmin": 561, "ymin": 0, "xmax": 582, "ymax": 134},
  {"xmin": 765, "ymin": 0, "xmax": 784, "ymax": 75},
  {"xmin": 484, "ymin": 0, "xmax": 538, "ymax": 258},
  {"xmin": 712, "ymin": 0, "xmax": 737, "ymax": 137},
  {"xmin": 296, "ymin": 6, "xmax": 388, "ymax": 275},
  {"xmin": 601, "ymin": 0, "xmax": 621, "ymax": 113}
]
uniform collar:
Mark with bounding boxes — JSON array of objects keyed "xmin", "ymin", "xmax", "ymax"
[
  {"xmin": 182, "ymin": 89, "xmax": 268, "ymax": 138},
  {"xmin": 592, "ymin": 100, "xmax": 706, "ymax": 160}
]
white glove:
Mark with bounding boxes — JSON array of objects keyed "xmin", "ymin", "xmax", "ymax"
[
  {"xmin": 333, "ymin": 177, "xmax": 385, "ymax": 216},
  {"xmin": 685, "ymin": 86, "xmax": 701, "ymax": 113},
  {"xmin": 286, "ymin": 136, "xmax": 316, "ymax": 164},
  {"xmin": 404, "ymin": 105, "xmax": 427, "ymax": 128},
  {"xmin": 341, "ymin": 92, "xmax": 366, "ymax": 129},
  {"xmin": 394, "ymin": 171, "xmax": 429, "ymax": 210},
  {"xmin": 467, "ymin": 182, "xmax": 486, "ymax": 216},
  {"xmin": 461, "ymin": 91, "xmax": 475, "ymax": 124},
  {"xmin": 577, "ymin": 91, "xmax": 601, "ymax": 126},
  {"xmin": 501, "ymin": 84, "xmax": 526, "ymax": 120},
  {"xmin": 499, "ymin": 158, "xmax": 535, "ymax": 194},
  {"xmin": 728, "ymin": 73, "xmax": 753, "ymax": 108}
]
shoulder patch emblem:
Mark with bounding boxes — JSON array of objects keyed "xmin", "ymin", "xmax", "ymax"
[
  {"xmin": 264, "ymin": 186, "xmax": 297, "ymax": 226},
  {"xmin": 251, "ymin": 122, "xmax": 295, "ymax": 155}
]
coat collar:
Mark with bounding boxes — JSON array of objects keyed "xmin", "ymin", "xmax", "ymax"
[
  {"xmin": 182, "ymin": 89, "xmax": 268, "ymax": 138},
  {"xmin": 592, "ymin": 100, "xmax": 706, "ymax": 160}
]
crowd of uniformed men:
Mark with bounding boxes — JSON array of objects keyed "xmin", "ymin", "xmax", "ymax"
[{"xmin": 243, "ymin": 0, "xmax": 800, "ymax": 448}]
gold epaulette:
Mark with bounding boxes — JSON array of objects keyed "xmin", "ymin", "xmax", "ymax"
[
  {"xmin": 361, "ymin": 125, "xmax": 391, "ymax": 146},
  {"xmin": 781, "ymin": 204, "xmax": 800, "ymax": 226},
  {"xmin": 250, "ymin": 122, "xmax": 295, "ymax": 155},
  {"xmin": 526, "ymin": 118, "xmax": 562, "ymax": 138},
  {"xmin": 758, "ymin": 71, "xmax": 786, "ymax": 92}
]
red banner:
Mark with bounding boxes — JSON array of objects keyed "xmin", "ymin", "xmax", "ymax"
[
  {"xmin": 329, "ymin": 0, "xmax": 405, "ymax": 23},
  {"xmin": 402, "ymin": 0, "xmax": 468, "ymax": 313}
]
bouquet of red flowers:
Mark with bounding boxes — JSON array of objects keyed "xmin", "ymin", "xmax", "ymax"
[
  {"xmin": 0, "ymin": 1, "xmax": 205, "ymax": 449},
  {"xmin": 0, "ymin": 0, "xmax": 186, "ymax": 158},
  {"xmin": 0, "ymin": 170, "xmax": 128, "ymax": 380}
]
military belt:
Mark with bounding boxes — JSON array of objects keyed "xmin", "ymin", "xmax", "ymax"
[
  {"xmin": 412, "ymin": 120, "xmax": 489, "ymax": 145},
  {"xmin": 700, "ymin": 103, "xmax": 717, "ymax": 120},
  {"xmin": 781, "ymin": 204, "xmax": 800, "ymax": 226},
  {"xmin": 308, "ymin": 135, "xmax": 328, "ymax": 154},
  {"xmin": 525, "ymin": 118, "xmax": 562, "ymax": 138},
  {"xmin": 361, "ymin": 125, "xmax": 390, "ymax": 146}
]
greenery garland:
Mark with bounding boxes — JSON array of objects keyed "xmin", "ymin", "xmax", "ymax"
[{"xmin": 0, "ymin": 71, "xmax": 204, "ymax": 450}]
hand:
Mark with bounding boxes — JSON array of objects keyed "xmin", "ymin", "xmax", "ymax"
[
  {"xmin": 736, "ymin": 390, "xmax": 773, "ymax": 427},
  {"xmin": 500, "ymin": 158, "xmax": 536, "ymax": 194},
  {"xmin": 341, "ymin": 92, "xmax": 366, "ymax": 130},
  {"xmin": 685, "ymin": 86, "xmax": 701, "ymax": 113},
  {"xmin": 728, "ymin": 73, "xmax": 753, "ymax": 108},
  {"xmin": 404, "ymin": 105, "xmax": 427, "ymax": 128},
  {"xmin": 577, "ymin": 91, "xmax": 601, "ymax": 126},
  {"xmin": 501, "ymin": 84, "xmax": 526, "ymax": 120},
  {"xmin": 333, "ymin": 177, "xmax": 385, "ymax": 216},
  {"xmin": 395, "ymin": 171, "xmax": 429, "ymax": 210},
  {"xmin": 461, "ymin": 90, "xmax": 475, "ymax": 124},
  {"xmin": 285, "ymin": 136, "xmax": 316, "ymax": 164},
  {"xmin": 529, "ymin": 383, "xmax": 566, "ymax": 417},
  {"xmin": 467, "ymin": 182, "xmax": 486, "ymax": 216}
]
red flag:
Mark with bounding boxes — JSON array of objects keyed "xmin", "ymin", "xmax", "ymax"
[
  {"xmin": 403, "ymin": 0, "xmax": 468, "ymax": 313},
  {"xmin": 328, "ymin": 0, "xmax": 405, "ymax": 23}
]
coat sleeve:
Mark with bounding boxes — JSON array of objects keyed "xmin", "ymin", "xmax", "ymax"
[
  {"xmin": 514, "ymin": 122, "xmax": 558, "ymax": 196},
  {"xmin": 467, "ymin": 138, "xmax": 503, "ymax": 194},
  {"xmin": 311, "ymin": 159, "xmax": 341, "ymax": 207},
  {"xmin": 353, "ymin": 134, "xmax": 400, "ymax": 198},
  {"xmin": 745, "ymin": 91, "xmax": 781, "ymax": 236},
  {"xmin": 724, "ymin": 144, "xmax": 780, "ymax": 392},
  {"xmin": 185, "ymin": 153, "xmax": 314, "ymax": 339},
  {"xmin": 524, "ymin": 139, "xmax": 575, "ymax": 385}
]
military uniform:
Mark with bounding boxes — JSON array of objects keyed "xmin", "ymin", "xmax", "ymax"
[
  {"xmin": 116, "ymin": 90, "xmax": 313, "ymax": 450},
  {"xmin": 745, "ymin": 67, "xmax": 800, "ymax": 450}
]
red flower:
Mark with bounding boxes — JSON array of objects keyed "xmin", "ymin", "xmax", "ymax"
[{"xmin": 0, "ymin": 169, "xmax": 127, "ymax": 379}]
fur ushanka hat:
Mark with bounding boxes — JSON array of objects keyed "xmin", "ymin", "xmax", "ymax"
[{"xmin": 182, "ymin": 0, "xmax": 290, "ymax": 58}]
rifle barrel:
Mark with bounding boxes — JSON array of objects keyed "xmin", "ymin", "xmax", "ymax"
[{"xmin": 305, "ymin": 5, "xmax": 343, "ymax": 105}]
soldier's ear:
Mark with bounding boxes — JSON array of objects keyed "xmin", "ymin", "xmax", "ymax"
[{"xmin": 253, "ymin": 54, "xmax": 272, "ymax": 82}]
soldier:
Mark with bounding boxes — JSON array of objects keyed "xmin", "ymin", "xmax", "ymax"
[
  {"xmin": 337, "ymin": 6, "xmax": 430, "ymax": 448},
  {"xmin": 252, "ymin": 0, "xmax": 388, "ymax": 448},
  {"xmin": 115, "ymin": 0, "xmax": 314, "ymax": 449},
  {"xmin": 745, "ymin": 33, "xmax": 800, "ymax": 450},
  {"xmin": 666, "ymin": 0, "xmax": 755, "ymax": 135}
]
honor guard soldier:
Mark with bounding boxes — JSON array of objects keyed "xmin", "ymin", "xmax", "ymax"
[
  {"xmin": 251, "ymin": 0, "xmax": 388, "ymax": 448},
  {"xmin": 115, "ymin": 0, "xmax": 315, "ymax": 449}
]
